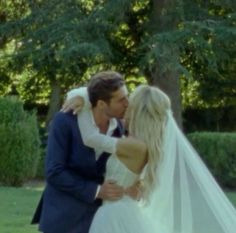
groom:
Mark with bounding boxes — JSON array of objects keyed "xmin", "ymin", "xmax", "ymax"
[{"xmin": 32, "ymin": 71, "xmax": 129, "ymax": 233}]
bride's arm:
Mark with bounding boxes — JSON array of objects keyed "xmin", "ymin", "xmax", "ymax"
[
  {"xmin": 65, "ymin": 87, "xmax": 147, "ymax": 165},
  {"xmin": 65, "ymin": 87, "xmax": 118, "ymax": 154},
  {"xmin": 117, "ymin": 137, "xmax": 147, "ymax": 159},
  {"xmin": 79, "ymin": 111, "xmax": 147, "ymax": 162},
  {"xmin": 63, "ymin": 87, "xmax": 90, "ymax": 113}
]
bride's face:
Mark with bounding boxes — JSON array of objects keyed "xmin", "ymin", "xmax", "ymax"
[{"xmin": 124, "ymin": 105, "xmax": 131, "ymax": 130}]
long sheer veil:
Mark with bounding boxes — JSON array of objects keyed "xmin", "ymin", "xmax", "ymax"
[{"xmin": 143, "ymin": 111, "xmax": 236, "ymax": 233}]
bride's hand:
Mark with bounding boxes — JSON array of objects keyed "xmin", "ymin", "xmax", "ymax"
[{"xmin": 61, "ymin": 96, "xmax": 84, "ymax": 114}]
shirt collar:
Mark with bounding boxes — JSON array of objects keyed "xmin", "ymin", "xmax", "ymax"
[{"xmin": 88, "ymin": 108, "xmax": 118, "ymax": 134}]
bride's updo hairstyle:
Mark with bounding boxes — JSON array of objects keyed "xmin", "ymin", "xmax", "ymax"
[{"xmin": 127, "ymin": 85, "xmax": 171, "ymax": 200}]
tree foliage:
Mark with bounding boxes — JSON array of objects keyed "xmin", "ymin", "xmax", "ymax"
[{"xmin": 0, "ymin": 0, "xmax": 235, "ymax": 122}]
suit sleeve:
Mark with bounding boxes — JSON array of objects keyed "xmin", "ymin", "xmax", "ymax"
[{"xmin": 45, "ymin": 112, "xmax": 98, "ymax": 204}]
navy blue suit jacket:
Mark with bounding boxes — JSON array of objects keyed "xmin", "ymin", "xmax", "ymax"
[{"xmin": 32, "ymin": 111, "xmax": 123, "ymax": 233}]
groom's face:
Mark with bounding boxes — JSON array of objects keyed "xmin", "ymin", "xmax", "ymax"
[{"xmin": 105, "ymin": 85, "xmax": 129, "ymax": 119}]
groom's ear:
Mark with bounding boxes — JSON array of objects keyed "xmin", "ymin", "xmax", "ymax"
[{"xmin": 97, "ymin": 99, "xmax": 108, "ymax": 109}]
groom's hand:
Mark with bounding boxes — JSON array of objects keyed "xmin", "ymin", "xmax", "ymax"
[
  {"xmin": 97, "ymin": 180, "xmax": 124, "ymax": 201},
  {"xmin": 125, "ymin": 180, "xmax": 143, "ymax": 201}
]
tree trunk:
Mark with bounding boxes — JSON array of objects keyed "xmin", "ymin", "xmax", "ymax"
[
  {"xmin": 46, "ymin": 80, "xmax": 62, "ymax": 128},
  {"xmin": 149, "ymin": 0, "xmax": 183, "ymax": 128},
  {"xmin": 151, "ymin": 70, "xmax": 182, "ymax": 128}
]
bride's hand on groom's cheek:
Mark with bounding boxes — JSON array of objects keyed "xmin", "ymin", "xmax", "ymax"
[{"xmin": 97, "ymin": 180, "xmax": 124, "ymax": 201}]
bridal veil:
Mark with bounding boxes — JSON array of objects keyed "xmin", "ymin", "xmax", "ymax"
[{"xmin": 143, "ymin": 111, "xmax": 236, "ymax": 233}]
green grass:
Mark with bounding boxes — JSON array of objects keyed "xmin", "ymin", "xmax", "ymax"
[
  {"xmin": 0, "ymin": 184, "xmax": 235, "ymax": 233},
  {"xmin": 0, "ymin": 183, "xmax": 44, "ymax": 233}
]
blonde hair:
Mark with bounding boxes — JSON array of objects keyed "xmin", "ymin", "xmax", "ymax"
[{"xmin": 127, "ymin": 85, "xmax": 171, "ymax": 200}]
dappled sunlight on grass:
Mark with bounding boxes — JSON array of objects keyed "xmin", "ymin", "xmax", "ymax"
[
  {"xmin": 23, "ymin": 180, "xmax": 45, "ymax": 192},
  {"xmin": 24, "ymin": 186, "xmax": 44, "ymax": 191}
]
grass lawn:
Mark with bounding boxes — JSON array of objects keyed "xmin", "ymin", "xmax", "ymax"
[
  {"xmin": 0, "ymin": 183, "xmax": 235, "ymax": 233},
  {"xmin": 0, "ymin": 182, "xmax": 44, "ymax": 233}
]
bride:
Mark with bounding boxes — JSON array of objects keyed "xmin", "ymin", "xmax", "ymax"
[{"xmin": 66, "ymin": 84, "xmax": 236, "ymax": 233}]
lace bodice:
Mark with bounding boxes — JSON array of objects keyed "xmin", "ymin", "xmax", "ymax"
[{"xmin": 105, "ymin": 155, "xmax": 139, "ymax": 188}]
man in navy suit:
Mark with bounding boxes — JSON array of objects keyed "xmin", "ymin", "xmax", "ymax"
[{"xmin": 32, "ymin": 71, "xmax": 129, "ymax": 233}]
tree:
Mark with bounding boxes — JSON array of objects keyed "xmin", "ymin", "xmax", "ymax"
[
  {"xmin": 0, "ymin": 0, "xmax": 235, "ymax": 127},
  {"xmin": 180, "ymin": 0, "xmax": 236, "ymax": 109},
  {"xmin": 144, "ymin": 0, "xmax": 184, "ymax": 126},
  {"xmin": 0, "ymin": 0, "xmax": 28, "ymax": 96}
]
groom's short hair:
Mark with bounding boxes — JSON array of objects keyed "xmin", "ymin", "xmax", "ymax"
[{"xmin": 88, "ymin": 71, "xmax": 125, "ymax": 107}]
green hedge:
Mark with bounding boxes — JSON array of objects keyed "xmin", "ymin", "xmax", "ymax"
[
  {"xmin": 35, "ymin": 147, "xmax": 46, "ymax": 179},
  {"xmin": 188, "ymin": 132, "xmax": 236, "ymax": 189},
  {"xmin": 0, "ymin": 96, "xmax": 41, "ymax": 186},
  {"xmin": 34, "ymin": 125, "xmax": 48, "ymax": 179}
]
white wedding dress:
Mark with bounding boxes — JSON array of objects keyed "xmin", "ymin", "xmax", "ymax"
[
  {"xmin": 68, "ymin": 87, "xmax": 236, "ymax": 233},
  {"xmin": 88, "ymin": 112, "xmax": 236, "ymax": 233},
  {"xmin": 89, "ymin": 155, "xmax": 155, "ymax": 233}
]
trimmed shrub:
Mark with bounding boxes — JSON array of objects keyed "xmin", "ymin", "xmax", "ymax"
[
  {"xmin": 34, "ymin": 125, "xmax": 48, "ymax": 179},
  {"xmin": 188, "ymin": 132, "xmax": 236, "ymax": 189},
  {"xmin": 0, "ymin": 96, "xmax": 41, "ymax": 186},
  {"xmin": 35, "ymin": 149, "xmax": 46, "ymax": 179}
]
